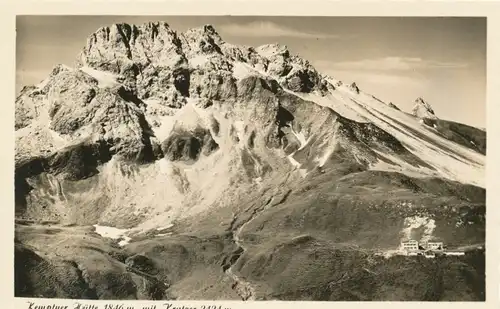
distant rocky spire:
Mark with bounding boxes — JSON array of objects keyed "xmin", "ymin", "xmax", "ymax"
[
  {"xmin": 388, "ymin": 102, "xmax": 401, "ymax": 111},
  {"xmin": 412, "ymin": 97, "xmax": 437, "ymax": 119},
  {"xmin": 349, "ymin": 82, "xmax": 360, "ymax": 94}
]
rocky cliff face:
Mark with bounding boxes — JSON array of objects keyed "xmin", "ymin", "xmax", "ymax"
[
  {"xmin": 15, "ymin": 22, "xmax": 486, "ymax": 301},
  {"xmin": 412, "ymin": 97, "xmax": 438, "ymax": 120}
]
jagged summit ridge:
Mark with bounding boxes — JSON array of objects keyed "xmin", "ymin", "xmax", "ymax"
[
  {"xmin": 16, "ymin": 21, "xmax": 485, "ymax": 195},
  {"xmin": 412, "ymin": 97, "xmax": 437, "ymax": 120},
  {"xmin": 76, "ymin": 22, "xmax": 328, "ymax": 100}
]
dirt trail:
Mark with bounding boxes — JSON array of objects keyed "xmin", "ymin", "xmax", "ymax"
[
  {"xmin": 223, "ymin": 180, "xmax": 293, "ymax": 301},
  {"xmin": 224, "ymin": 210, "xmax": 258, "ymax": 300}
]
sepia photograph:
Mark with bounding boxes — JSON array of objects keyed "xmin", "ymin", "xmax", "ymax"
[{"xmin": 14, "ymin": 15, "xmax": 486, "ymax": 301}]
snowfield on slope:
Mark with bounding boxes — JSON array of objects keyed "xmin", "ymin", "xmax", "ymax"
[
  {"xmin": 93, "ymin": 224, "xmax": 132, "ymax": 247},
  {"xmin": 286, "ymin": 83, "xmax": 484, "ymax": 188},
  {"xmin": 80, "ymin": 66, "xmax": 121, "ymax": 89},
  {"xmin": 228, "ymin": 62, "xmax": 484, "ymax": 187}
]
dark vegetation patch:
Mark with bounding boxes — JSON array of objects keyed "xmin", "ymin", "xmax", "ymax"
[
  {"xmin": 15, "ymin": 243, "xmax": 98, "ymax": 299},
  {"xmin": 235, "ymin": 237, "xmax": 484, "ymax": 301},
  {"xmin": 422, "ymin": 118, "xmax": 486, "ymax": 155},
  {"xmin": 14, "ymin": 227, "xmax": 171, "ymax": 300}
]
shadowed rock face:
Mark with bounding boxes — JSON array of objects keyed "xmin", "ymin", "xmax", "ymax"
[
  {"xmin": 45, "ymin": 142, "xmax": 113, "ymax": 180},
  {"xmin": 285, "ymin": 70, "xmax": 316, "ymax": 92},
  {"xmin": 125, "ymin": 254, "xmax": 159, "ymax": 275},
  {"xmin": 237, "ymin": 76, "xmax": 279, "ymax": 104},
  {"xmin": 162, "ymin": 128, "xmax": 219, "ymax": 162},
  {"xmin": 15, "ymin": 21, "xmax": 485, "ymax": 301},
  {"xmin": 14, "ymin": 141, "xmax": 112, "ymax": 191},
  {"xmin": 265, "ymin": 105, "xmax": 295, "ymax": 150},
  {"xmin": 172, "ymin": 67, "xmax": 191, "ymax": 97}
]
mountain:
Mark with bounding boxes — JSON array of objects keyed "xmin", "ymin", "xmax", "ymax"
[
  {"xmin": 412, "ymin": 97, "xmax": 437, "ymax": 120},
  {"xmin": 408, "ymin": 97, "xmax": 485, "ymax": 155},
  {"xmin": 15, "ymin": 22, "xmax": 485, "ymax": 301}
]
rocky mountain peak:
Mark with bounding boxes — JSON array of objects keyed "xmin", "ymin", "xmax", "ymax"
[
  {"xmin": 78, "ymin": 21, "xmax": 184, "ymax": 70},
  {"xmin": 180, "ymin": 24, "xmax": 225, "ymax": 57},
  {"xmin": 349, "ymin": 82, "xmax": 360, "ymax": 94},
  {"xmin": 388, "ymin": 102, "xmax": 401, "ymax": 111},
  {"xmin": 255, "ymin": 43, "xmax": 290, "ymax": 58},
  {"xmin": 16, "ymin": 21, "xmax": 484, "ymax": 187},
  {"xmin": 72, "ymin": 21, "xmax": 332, "ymax": 97},
  {"xmin": 415, "ymin": 97, "xmax": 425, "ymax": 104},
  {"xmin": 412, "ymin": 97, "xmax": 437, "ymax": 119},
  {"xmin": 201, "ymin": 24, "xmax": 220, "ymax": 37}
]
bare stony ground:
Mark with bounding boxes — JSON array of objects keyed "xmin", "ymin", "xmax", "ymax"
[{"xmin": 15, "ymin": 22, "xmax": 485, "ymax": 301}]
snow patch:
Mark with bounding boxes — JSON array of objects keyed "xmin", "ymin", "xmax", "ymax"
[
  {"xmin": 118, "ymin": 237, "xmax": 132, "ymax": 247},
  {"xmin": 158, "ymin": 158, "xmax": 171, "ymax": 174},
  {"xmin": 143, "ymin": 99, "xmax": 175, "ymax": 141},
  {"xmin": 369, "ymin": 149, "xmax": 441, "ymax": 179},
  {"xmin": 156, "ymin": 223, "xmax": 174, "ymax": 231},
  {"xmin": 156, "ymin": 233, "xmax": 172, "ymax": 237},
  {"xmin": 93, "ymin": 224, "xmax": 132, "ymax": 247},
  {"xmin": 290, "ymin": 126, "xmax": 308, "ymax": 150},
  {"xmin": 172, "ymin": 101, "xmax": 207, "ymax": 131},
  {"xmin": 285, "ymin": 125, "xmax": 314, "ymax": 177},
  {"xmin": 400, "ymin": 216, "xmax": 436, "ymax": 243},
  {"xmin": 80, "ymin": 66, "xmax": 120, "ymax": 89},
  {"xmin": 233, "ymin": 120, "xmax": 246, "ymax": 148},
  {"xmin": 189, "ymin": 54, "xmax": 210, "ymax": 68},
  {"xmin": 253, "ymin": 177, "xmax": 263, "ymax": 186},
  {"xmin": 284, "ymin": 90, "xmax": 369, "ymax": 123},
  {"xmin": 444, "ymin": 252, "xmax": 465, "ymax": 256},
  {"xmin": 255, "ymin": 44, "xmax": 287, "ymax": 59},
  {"xmin": 315, "ymin": 146, "xmax": 335, "ymax": 168},
  {"xmin": 232, "ymin": 62, "xmax": 255, "ymax": 80},
  {"xmin": 330, "ymin": 87, "xmax": 485, "ymax": 188},
  {"xmin": 287, "ymin": 155, "xmax": 301, "ymax": 168}
]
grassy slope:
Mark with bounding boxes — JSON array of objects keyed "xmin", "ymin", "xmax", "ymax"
[
  {"xmin": 422, "ymin": 118, "xmax": 486, "ymax": 155},
  {"xmin": 15, "ymin": 164, "xmax": 485, "ymax": 301},
  {"xmin": 226, "ymin": 166, "xmax": 485, "ymax": 300},
  {"xmin": 169, "ymin": 165, "xmax": 485, "ymax": 301},
  {"xmin": 15, "ymin": 224, "xmax": 169, "ymax": 300},
  {"xmin": 15, "ymin": 223, "xmax": 242, "ymax": 300},
  {"xmin": 234, "ymin": 238, "xmax": 484, "ymax": 301}
]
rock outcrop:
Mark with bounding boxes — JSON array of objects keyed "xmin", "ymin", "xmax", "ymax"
[
  {"xmin": 412, "ymin": 97, "xmax": 437, "ymax": 119},
  {"xmin": 388, "ymin": 102, "xmax": 400, "ymax": 110}
]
